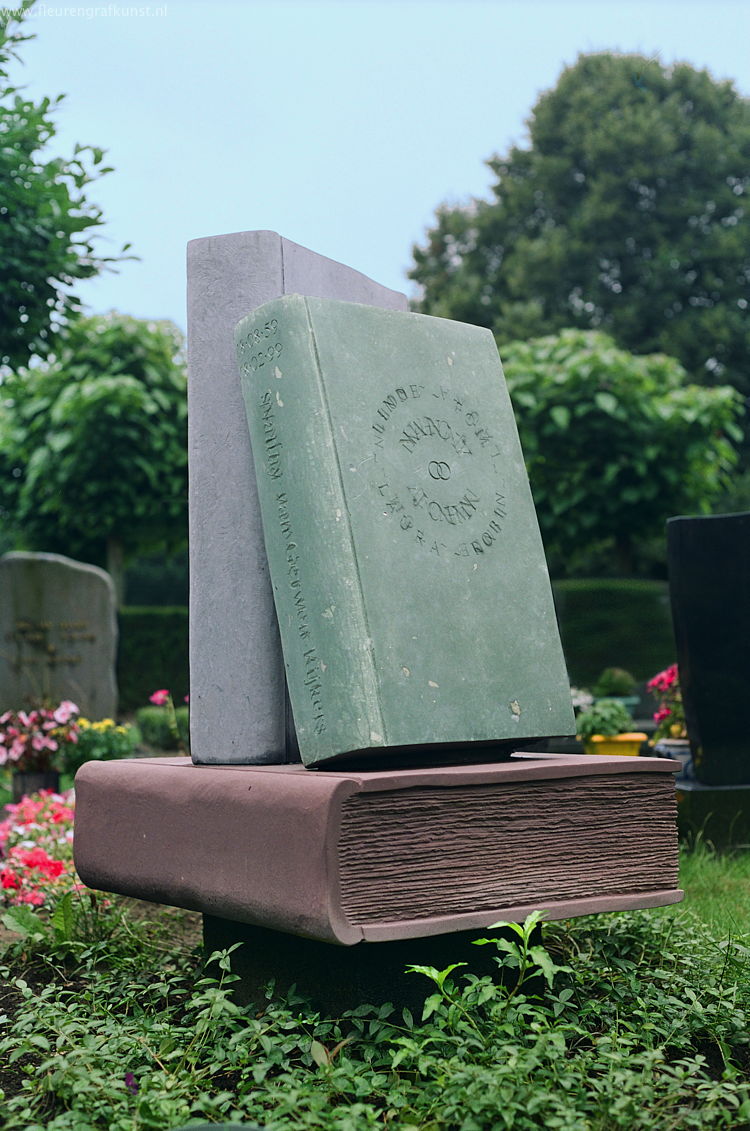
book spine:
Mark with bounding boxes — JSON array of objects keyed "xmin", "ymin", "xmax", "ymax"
[{"xmin": 235, "ymin": 296, "xmax": 385, "ymax": 764}]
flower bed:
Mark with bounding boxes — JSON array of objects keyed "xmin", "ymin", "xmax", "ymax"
[
  {"xmin": 0, "ymin": 790, "xmax": 79, "ymax": 907},
  {"xmin": 0, "ymin": 703, "xmax": 79, "ymax": 773}
]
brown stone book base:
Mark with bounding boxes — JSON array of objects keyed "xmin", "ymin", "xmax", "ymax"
[{"xmin": 74, "ymin": 753, "xmax": 682, "ymax": 946}]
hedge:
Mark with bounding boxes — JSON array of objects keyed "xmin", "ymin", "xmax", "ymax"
[
  {"xmin": 117, "ymin": 606, "xmax": 189, "ymax": 712},
  {"xmin": 115, "ymin": 582, "xmax": 676, "ymax": 714},
  {"xmin": 552, "ymin": 579, "xmax": 675, "ymax": 688}
]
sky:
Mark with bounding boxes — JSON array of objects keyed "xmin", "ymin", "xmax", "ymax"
[{"xmin": 9, "ymin": 0, "xmax": 750, "ymax": 333}]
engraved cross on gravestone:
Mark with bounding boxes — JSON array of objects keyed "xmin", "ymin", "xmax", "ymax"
[{"xmin": 0, "ymin": 552, "xmax": 117, "ymax": 718}]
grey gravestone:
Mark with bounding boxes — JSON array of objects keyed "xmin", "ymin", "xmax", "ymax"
[
  {"xmin": 187, "ymin": 230, "xmax": 408, "ymax": 764},
  {"xmin": 0, "ymin": 552, "xmax": 117, "ymax": 718}
]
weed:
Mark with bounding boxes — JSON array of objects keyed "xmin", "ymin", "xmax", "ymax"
[{"xmin": 1, "ymin": 902, "xmax": 749, "ymax": 1129}]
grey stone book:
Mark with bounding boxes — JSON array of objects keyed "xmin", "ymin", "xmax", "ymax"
[{"xmin": 235, "ymin": 296, "xmax": 574, "ymax": 767}]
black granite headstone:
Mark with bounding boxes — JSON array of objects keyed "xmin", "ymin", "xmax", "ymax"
[{"xmin": 667, "ymin": 512, "xmax": 750, "ymax": 787}]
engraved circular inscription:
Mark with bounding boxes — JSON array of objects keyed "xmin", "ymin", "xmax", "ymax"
[{"xmin": 368, "ymin": 380, "xmax": 507, "ymax": 561}]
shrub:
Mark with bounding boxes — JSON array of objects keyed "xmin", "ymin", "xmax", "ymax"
[
  {"xmin": 135, "ymin": 705, "xmax": 189, "ymax": 751},
  {"xmin": 576, "ymin": 698, "xmax": 634, "ymax": 740},
  {"xmin": 592, "ymin": 666, "xmax": 637, "ymax": 698},
  {"xmin": 63, "ymin": 718, "xmax": 138, "ymax": 777}
]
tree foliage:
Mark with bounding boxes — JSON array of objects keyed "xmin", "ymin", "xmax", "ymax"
[
  {"xmin": 0, "ymin": 1, "xmax": 126, "ymax": 369},
  {"xmin": 0, "ymin": 314, "xmax": 187, "ymax": 596},
  {"xmin": 411, "ymin": 53, "xmax": 750, "ymax": 395},
  {"xmin": 502, "ymin": 329, "xmax": 742, "ymax": 576}
]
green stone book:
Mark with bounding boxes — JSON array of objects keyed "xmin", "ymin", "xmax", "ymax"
[{"xmin": 235, "ymin": 296, "xmax": 574, "ymax": 767}]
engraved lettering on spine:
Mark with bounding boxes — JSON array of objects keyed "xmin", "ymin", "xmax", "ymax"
[
  {"xmin": 260, "ymin": 390, "xmax": 283, "ymax": 480},
  {"xmin": 275, "ymin": 491, "xmax": 326, "ymax": 734},
  {"xmin": 303, "ymin": 648, "xmax": 326, "ymax": 736}
]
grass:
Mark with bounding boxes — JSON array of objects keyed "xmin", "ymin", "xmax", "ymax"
[{"xmin": 677, "ymin": 838, "xmax": 750, "ymax": 940}]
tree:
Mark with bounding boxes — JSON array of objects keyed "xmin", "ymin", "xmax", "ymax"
[
  {"xmin": 501, "ymin": 329, "xmax": 742, "ymax": 576},
  {"xmin": 411, "ymin": 53, "xmax": 750, "ymax": 395},
  {"xmin": 0, "ymin": 1, "xmax": 126, "ymax": 369},
  {"xmin": 0, "ymin": 313, "xmax": 187, "ymax": 601}
]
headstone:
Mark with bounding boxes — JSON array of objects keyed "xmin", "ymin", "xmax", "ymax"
[
  {"xmin": 668, "ymin": 512, "xmax": 750, "ymax": 786},
  {"xmin": 0, "ymin": 552, "xmax": 117, "ymax": 719},
  {"xmin": 187, "ymin": 231, "xmax": 408, "ymax": 765},
  {"xmin": 235, "ymin": 296, "xmax": 574, "ymax": 765},
  {"xmin": 69, "ymin": 233, "xmax": 683, "ymax": 1003}
]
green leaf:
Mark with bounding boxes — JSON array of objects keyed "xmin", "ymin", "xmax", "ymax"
[
  {"xmin": 528, "ymin": 945, "xmax": 558, "ymax": 987},
  {"xmin": 310, "ymin": 1039, "xmax": 330, "ymax": 1068},
  {"xmin": 550, "ymin": 405, "xmax": 570, "ymax": 430},
  {"xmin": 50, "ymin": 892, "xmax": 75, "ymax": 941},
  {"xmin": 594, "ymin": 391, "xmax": 619, "ymax": 415},
  {"xmin": 2, "ymin": 906, "xmax": 45, "ymax": 938}
]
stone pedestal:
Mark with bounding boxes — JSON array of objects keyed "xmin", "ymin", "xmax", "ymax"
[
  {"xmin": 74, "ymin": 753, "xmax": 682, "ymax": 946},
  {"xmin": 203, "ymin": 915, "xmax": 529, "ymax": 1013}
]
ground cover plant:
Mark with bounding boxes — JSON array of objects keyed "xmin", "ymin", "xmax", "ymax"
[{"xmin": 0, "ymin": 796, "xmax": 749, "ymax": 1130}]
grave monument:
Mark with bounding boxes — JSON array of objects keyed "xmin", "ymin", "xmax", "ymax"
[
  {"xmin": 235, "ymin": 294, "xmax": 573, "ymax": 765},
  {"xmin": 668, "ymin": 512, "xmax": 750, "ymax": 843},
  {"xmin": 74, "ymin": 232, "xmax": 682, "ymax": 1008},
  {"xmin": 0, "ymin": 552, "xmax": 117, "ymax": 718}
]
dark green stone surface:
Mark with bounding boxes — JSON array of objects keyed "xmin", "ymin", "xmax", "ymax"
[{"xmin": 236, "ymin": 296, "xmax": 574, "ymax": 766}]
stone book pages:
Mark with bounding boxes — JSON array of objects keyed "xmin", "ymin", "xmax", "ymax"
[
  {"xmin": 235, "ymin": 295, "xmax": 574, "ymax": 767},
  {"xmin": 73, "ymin": 755, "xmax": 683, "ymax": 946}
]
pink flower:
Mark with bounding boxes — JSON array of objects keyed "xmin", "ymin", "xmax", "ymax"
[
  {"xmin": 149, "ymin": 689, "xmax": 170, "ymax": 706},
  {"xmin": 31, "ymin": 735, "xmax": 58, "ymax": 752},
  {"xmin": 647, "ymin": 664, "xmax": 679, "ymax": 693},
  {"xmin": 53, "ymin": 701, "xmax": 79, "ymax": 725},
  {"xmin": 184, "ymin": 695, "xmax": 190, "ymax": 704},
  {"xmin": 17, "ymin": 890, "xmax": 45, "ymax": 906}
]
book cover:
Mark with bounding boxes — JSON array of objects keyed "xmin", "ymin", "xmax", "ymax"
[{"xmin": 235, "ymin": 296, "xmax": 575, "ymax": 767}]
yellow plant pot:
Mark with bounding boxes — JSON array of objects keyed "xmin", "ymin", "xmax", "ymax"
[{"xmin": 583, "ymin": 732, "xmax": 648, "ymax": 757}]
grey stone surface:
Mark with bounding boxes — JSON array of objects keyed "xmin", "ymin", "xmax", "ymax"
[
  {"xmin": 0, "ymin": 552, "xmax": 117, "ymax": 718},
  {"xmin": 187, "ymin": 230, "xmax": 407, "ymax": 764}
]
